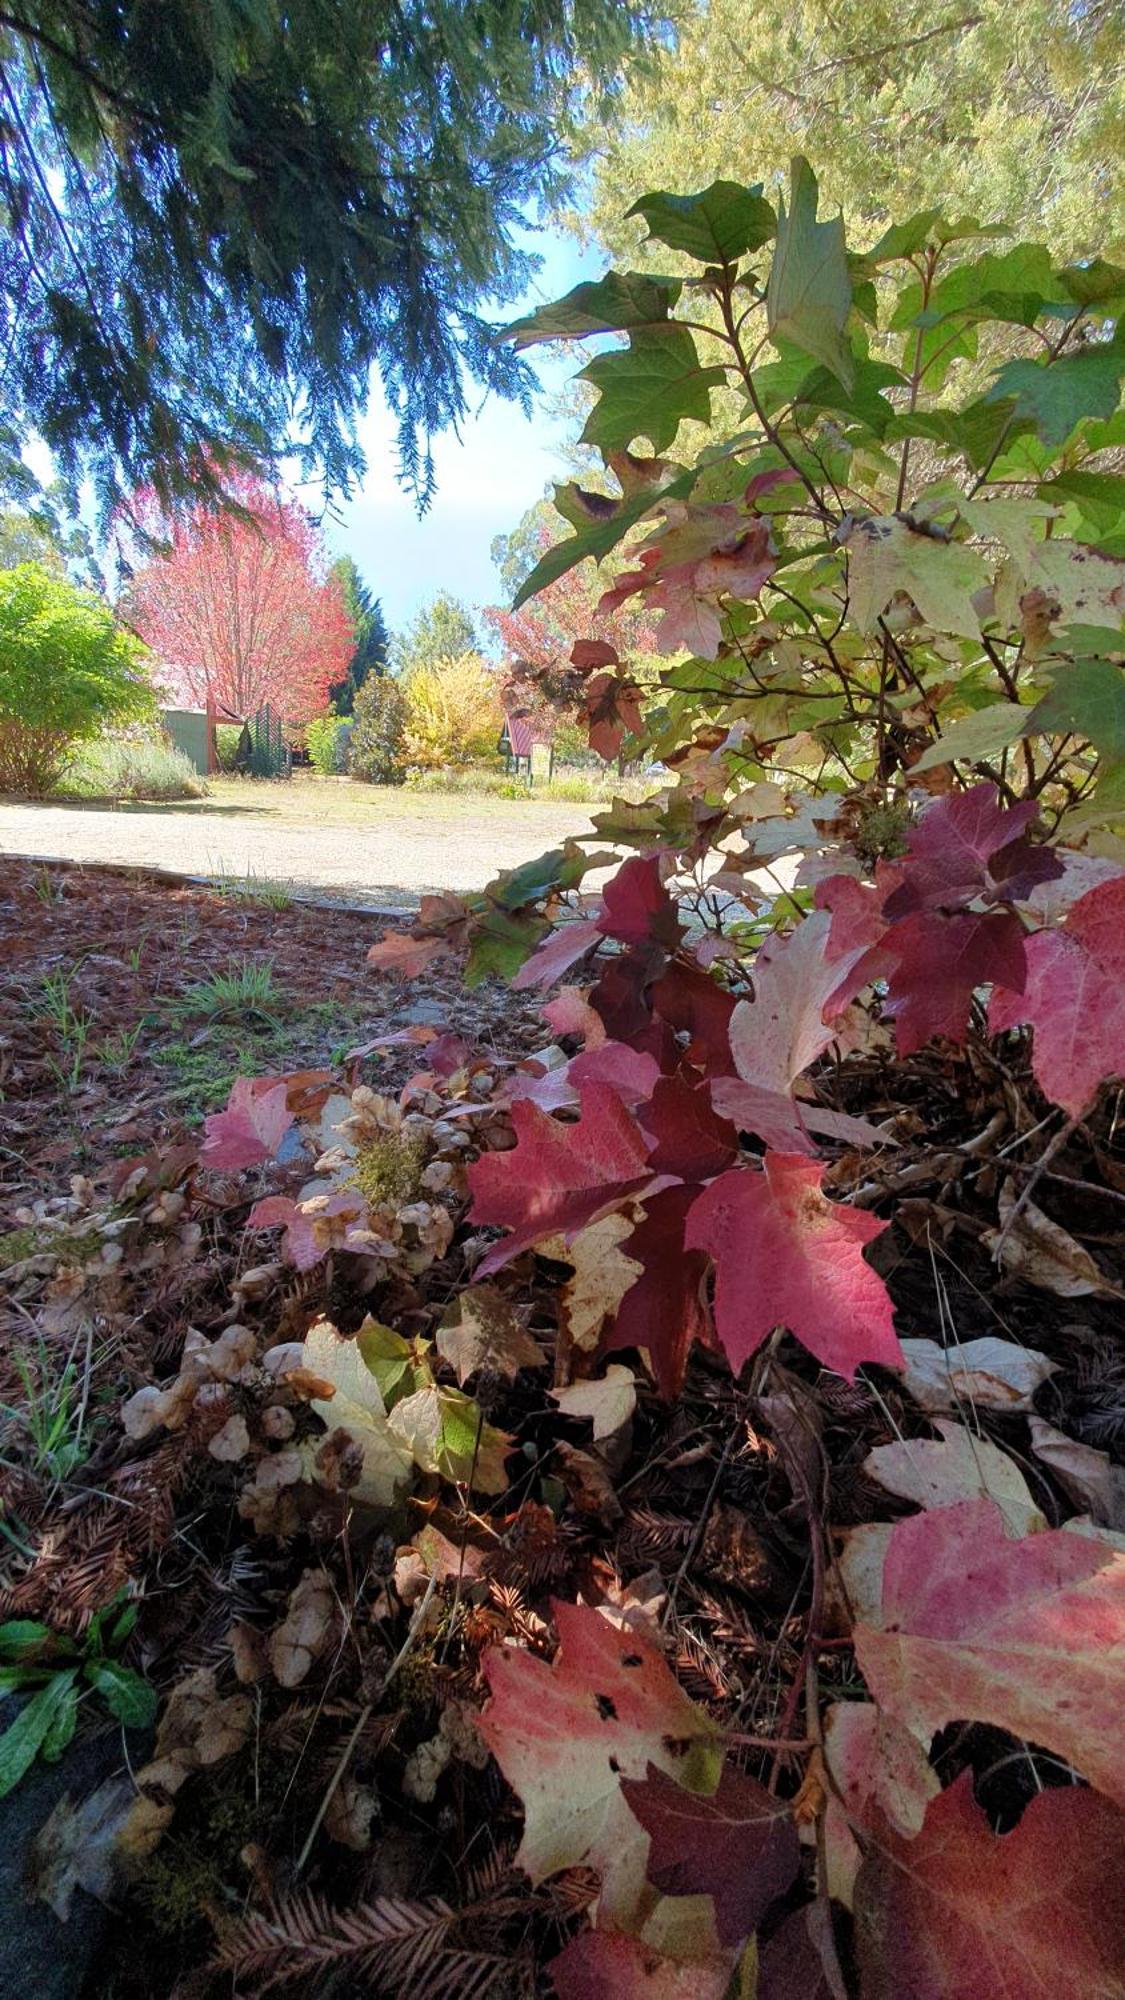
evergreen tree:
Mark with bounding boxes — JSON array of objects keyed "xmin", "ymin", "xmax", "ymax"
[
  {"xmin": 581, "ymin": 0, "xmax": 1124, "ymax": 263},
  {"xmin": 329, "ymin": 556, "xmax": 389, "ymax": 713},
  {"xmin": 390, "ymin": 592, "xmax": 480, "ymax": 680},
  {"xmin": 0, "ymin": 1, "xmax": 646, "ymax": 521}
]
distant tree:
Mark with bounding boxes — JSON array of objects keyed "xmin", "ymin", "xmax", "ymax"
[
  {"xmin": 402, "ymin": 652, "xmax": 504, "ymax": 768},
  {"xmin": 390, "ymin": 592, "xmax": 480, "ymax": 680},
  {"xmin": 0, "ymin": 564, "xmax": 152, "ymax": 795},
  {"xmin": 348, "ymin": 673, "xmax": 408, "ymax": 785},
  {"xmin": 0, "ymin": 511, "xmax": 66, "ymax": 574},
  {"xmin": 329, "ymin": 557, "xmax": 389, "ymax": 714},
  {"xmin": 582, "ymin": 0, "xmax": 1125, "ymax": 263},
  {"xmin": 0, "ymin": 0, "xmax": 646, "ymax": 520},
  {"xmin": 122, "ymin": 473, "xmax": 353, "ymax": 725}
]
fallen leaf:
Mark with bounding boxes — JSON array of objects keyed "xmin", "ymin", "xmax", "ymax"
[
  {"xmin": 200, "ymin": 1077, "xmax": 294, "ymax": 1172},
  {"xmin": 863, "ymin": 1418, "xmax": 1044, "ymax": 1535},
  {"xmin": 267, "ymin": 1569, "xmax": 336, "ymax": 1689},
  {"xmin": 847, "ymin": 1496, "xmax": 1125, "ymax": 1806},
  {"xmin": 324, "ymin": 1775, "xmax": 378, "ymax": 1850},
  {"xmin": 388, "ymin": 1383, "xmax": 512, "ymax": 1493},
  {"xmin": 758, "ymin": 1903, "xmax": 846, "ymax": 2000},
  {"xmin": 479, "ymin": 1601, "xmax": 722, "ymax": 1925},
  {"xmin": 899, "ymin": 1335, "xmax": 1057, "ymax": 1414},
  {"xmin": 821, "ymin": 1702, "xmax": 939, "ymax": 1907},
  {"xmin": 366, "ymin": 932, "xmax": 455, "ymax": 977},
  {"xmin": 207, "ymin": 1413, "xmax": 251, "ymax": 1462},
  {"xmin": 302, "ymin": 1317, "xmax": 414, "ymax": 1508},
  {"xmin": 621, "ymin": 1759, "xmax": 800, "ymax": 1946},
  {"xmin": 436, "ymin": 1286, "xmax": 545, "ymax": 1386},
  {"xmin": 1028, "ymin": 1415, "xmax": 1125, "ymax": 1530},
  {"xmin": 550, "ymin": 1929, "xmax": 735, "ymax": 2000},
  {"xmin": 551, "ymin": 1210, "xmax": 644, "ymax": 1354},
  {"xmin": 685, "ymin": 1155, "xmax": 902, "ymax": 1380},
  {"xmin": 551, "ymin": 1364, "xmax": 637, "ymax": 1441},
  {"xmin": 984, "ymin": 1178, "xmax": 1115, "ymax": 1297},
  {"xmin": 27, "ymin": 1775, "xmax": 138, "ymax": 1919},
  {"xmin": 854, "ymin": 1770, "xmax": 1125, "ymax": 2000}
]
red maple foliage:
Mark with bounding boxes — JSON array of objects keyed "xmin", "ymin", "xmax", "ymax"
[{"xmin": 122, "ymin": 472, "xmax": 354, "ymax": 724}]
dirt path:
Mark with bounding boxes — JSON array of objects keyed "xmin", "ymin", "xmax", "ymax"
[{"xmin": 0, "ymin": 783, "xmax": 601, "ymax": 906}]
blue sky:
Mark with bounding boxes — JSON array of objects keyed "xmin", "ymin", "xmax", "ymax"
[{"xmin": 322, "ymin": 225, "xmax": 602, "ymax": 637}]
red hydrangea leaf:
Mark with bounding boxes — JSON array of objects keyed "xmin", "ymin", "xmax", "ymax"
[
  {"xmin": 201, "ymin": 1078, "xmax": 293, "ymax": 1171},
  {"xmin": 641, "ymin": 1074, "xmax": 739, "ymax": 1182},
  {"xmin": 479, "ymin": 1601, "xmax": 721, "ymax": 1911},
  {"xmin": 730, "ymin": 911, "xmax": 868, "ymax": 1095},
  {"xmin": 854, "ymin": 1770, "xmax": 1125, "ymax": 2000},
  {"xmin": 569, "ymin": 1040, "xmax": 664, "ymax": 1107},
  {"xmin": 571, "ymin": 638, "xmax": 619, "ymax": 674},
  {"xmin": 543, "ymin": 985, "xmax": 606, "ymax": 1046},
  {"xmin": 882, "ymin": 784, "xmax": 1061, "ymax": 919},
  {"xmin": 467, "ymin": 1082, "xmax": 652, "ymax": 1276},
  {"xmin": 685, "ymin": 1155, "xmax": 902, "ymax": 1379},
  {"xmin": 758, "ymin": 1905, "xmax": 847, "ymax": 2000},
  {"xmin": 550, "ymin": 1930, "xmax": 734, "ymax": 2000},
  {"xmin": 989, "ymin": 875, "xmax": 1125, "ymax": 1115},
  {"xmin": 850, "ymin": 1496, "xmax": 1125, "ymax": 1807},
  {"xmin": 650, "ymin": 960, "xmax": 738, "ymax": 1077},
  {"xmin": 592, "ymin": 951, "xmax": 677, "ymax": 1056},
  {"xmin": 603, "ymin": 1185, "xmax": 711, "ymax": 1399},
  {"xmin": 248, "ymin": 1190, "xmax": 368, "ymax": 1271},
  {"xmin": 882, "ymin": 909, "xmax": 1027, "ymax": 1055},
  {"xmin": 510, "ymin": 918, "xmax": 603, "ymax": 991},
  {"xmin": 597, "ymin": 855, "xmax": 684, "ymax": 951},
  {"xmin": 816, "ymin": 870, "xmax": 897, "ymax": 957},
  {"xmin": 621, "ymin": 1760, "xmax": 799, "ymax": 1946},
  {"xmin": 585, "ymin": 670, "xmax": 645, "ymax": 759}
]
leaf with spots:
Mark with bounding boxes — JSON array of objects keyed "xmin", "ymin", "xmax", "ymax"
[{"xmin": 479, "ymin": 1601, "xmax": 722, "ymax": 1924}]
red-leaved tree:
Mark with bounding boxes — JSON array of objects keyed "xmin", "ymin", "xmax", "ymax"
[{"xmin": 122, "ymin": 474, "xmax": 353, "ymax": 725}]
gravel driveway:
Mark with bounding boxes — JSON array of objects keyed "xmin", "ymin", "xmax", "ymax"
[{"xmin": 0, "ymin": 786, "xmax": 603, "ymax": 907}]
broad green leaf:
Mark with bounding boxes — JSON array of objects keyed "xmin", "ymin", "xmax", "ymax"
[
  {"xmin": 766, "ymin": 157, "xmax": 854, "ymax": 389},
  {"xmin": 884, "ymin": 399, "xmax": 1032, "ymax": 471},
  {"xmin": 860, "ymin": 211, "xmax": 943, "ymax": 266},
  {"xmin": 787, "ymin": 356, "xmax": 907, "ymax": 439},
  {"xmin": 1036, "ymin": 470, "xmax": 1125, "ymax": 539},
  {"xmin": 579, "ymin": 326, "xmax": 725, "ymax": 455},
  {"xmin": 355, "ymin": 1318, "xmax": 422, "ymax": 1406},
  {"xmin": 1059, "ymin": 260, "xmax": 1125, "ymax": 314},
  {"xmin": 1025, "ymin": 661, "xmax": 1125, "ymax": 761},
  {"xmin": 84, "ymin": 1660, "xmax": 157, "ymax": 1729},
  {"xmin": 512, "ymin": 467, "xmax": 695, "ymax": 610},
  {"xmin": 0, "ymin": 1620, "xmax": 52, "ymax": 1661},
  {"xmin": 626, "ymin": 181, "xmax": 776, "ymax": 265},
  {"xmin": 303, "ymin": 1318, "xmax": 415, "ymax": 1509},
  {"xmin": 39, "ymin": 1677, "xmax": 79, "ymax": 1760},
  {"xmin": 486, "ymin": 841, "xmax": 589, "ymax": 911},
  {"xmin": 985, "ymin": 336, "xmax": 1125, "ymax": 447},
  {"xmin": 911, "ymin": 703, "xmax": 1029, "ymax": 771},
  {"xmin": 894, "ymin": 245, "xmax": 1064, "ymax": 336},
  {"xmin": 464, "ymin": 907, "xmax": 548, "ymax": 987},
  {"xmin": 388, "ymin": 1384, "xmax": 512, "ymax": 1494},
  {"xmin": 0, "ymin": 1669, "xmax": 79, "ymax": 1797},
  {"xmin": 846, "ymin": 517, "xmax": 988, "ymax": 640},
  {"xmin": 503, "ymin": 271, "xmax": 681, "ymax": 349}
]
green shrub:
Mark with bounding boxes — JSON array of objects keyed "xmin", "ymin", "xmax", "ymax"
[
  {"xmin": 307, "ymin": 711, "xmax": 351, "ymax": 775},
  {"xmin": 214, "ymin": 722, "xmax": 246, "ymax": 772},
  {"xmin": 348, "ymin": 673, "xmax": 408, "ymax": 783},
  {"xmin": 0, "ymin": 564, "xmax": 153, "ymax": 795},
  {"xmin": 59, "ymin": 732, "xmax": 208, "ymax": 800}
]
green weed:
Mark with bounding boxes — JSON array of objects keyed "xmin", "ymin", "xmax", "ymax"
[{"xmin": 171, "ymin": 957, "xmax": 281, "ymax": 1023}]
